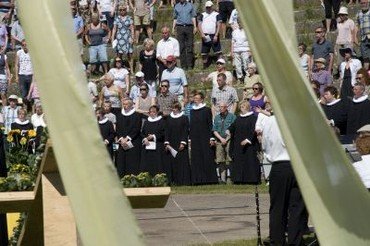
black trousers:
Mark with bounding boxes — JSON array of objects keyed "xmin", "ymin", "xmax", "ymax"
[
  {"xmin": 269, "ymin": 161, "xmax": 307, "ymax": 246},
  {"xmin": 176, "ymin": 25, "xmax": 194, "ymax": 69},
  {"xmin": 324, "ymin": 0, "xmax": 341, "ymax": 19}
]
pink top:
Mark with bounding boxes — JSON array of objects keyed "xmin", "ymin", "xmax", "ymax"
[{"xmin": 336, "ymin": 19, "xmax": 355, "ymax": 45}]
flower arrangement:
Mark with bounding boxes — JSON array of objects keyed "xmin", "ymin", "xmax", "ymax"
[
  {"xmin": 121, "ymin": 173, "xmax": 168, "ymax": 188},
  {"xmin": 7, "ymin": 129, "xmax": 37, "ymax": 165},
  {"xmin": 0, "ymin": 164, "xmax": 35, "ymax": 191}
]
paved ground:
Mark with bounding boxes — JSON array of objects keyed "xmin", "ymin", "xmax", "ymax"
[{"xmin": 134, "ymin": 194, "xmax": 270, "ymax": 245}]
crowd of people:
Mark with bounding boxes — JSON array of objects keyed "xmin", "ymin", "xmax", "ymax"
[{"xmin": 0, "ymin": 0, "xmax": 369, "ymax": 245}]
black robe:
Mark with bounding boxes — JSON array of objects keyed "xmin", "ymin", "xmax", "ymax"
[
  {"xmin": 229, "ymin": 113, "xmax": 261, "ymax": 184},
  {"xmin": 98, "ymin": 119, "xmax": 115, "ymax": 160},
  {"xmin": 140, "ymin": 117, "xmax": 165, "ymax": 176},
  {"xmin": 322, "ymin": 99, "xmax": 349, "ymax": 135},
  {"xmin": 164, "ymin": 113, "xmax": 191, "ymax": 185},
  {"xmin": 116, "ymin": 110, "xmax": 142, "ymax": 177},
  {"xmin": 11, "ymin": 120, "xmax": 34, "ymax": 153},
  {"xmin": 11, "ymin": 121, "xmax": 34, "ymax": 131},
  {"xmin": 189, "ymin": 105, "xmax": 218, "ymax": 184},
  {"xmin": 346, "ymin": 96, "xmax": 370, "ymax": 135}
]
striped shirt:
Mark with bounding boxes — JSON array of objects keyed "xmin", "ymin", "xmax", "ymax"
[{"xmin": 357, "ymin": 9, "xmax": 370, "ymax": 40}]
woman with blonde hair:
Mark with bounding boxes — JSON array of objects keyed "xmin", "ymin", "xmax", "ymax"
[
  {"xmin": 229, "ymin": 100, "xmax": 260, "ymax": 184},
  {"xmin": 99, "ymin": 73, "xmax": 124, "ymax": 116},
  {"xmin": 139, "ymin": 38, "xmax": 158, "ymax": 89}
]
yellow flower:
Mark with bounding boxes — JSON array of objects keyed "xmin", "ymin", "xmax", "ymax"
[
  {"xmin": 28, "ymin": 130, "xmax": 36, "ymax": 138},
  {"xmin": 0, "ymin": 127, "xmax": 5, "ymax": 132},
  {"xmin": 14, "ymin": 129, "xmax": 21, "ymax": 134},
  {"xmin": 6, "ymin": 135, "xmax": 13, "ymax": 142},
  {"xmin": 20, "ymin": 137, "xmax": 27, "ymax": 146}
]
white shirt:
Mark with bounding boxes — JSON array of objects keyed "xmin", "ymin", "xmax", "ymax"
[
  {"xmin": 208, "ymin": 71, "xmax": 233, "ymax": 90},
  {"xmin": 97, "ymin": 0, "xmax": 113, "ymax": 12},
  {"xmin": 31, "ymin": 113, "xmax": 46, "ymax": 128},
  {"xmin": 353, "ymin": 155, "xmax": 370, "ymax": 188},
  {"xmin": 255, "ymin": 114, "xmax": 290, "ymax": 162},
  {"xmin": 340, "ymin": 58, "xmax": 362, "ymax": 86},
  {"xmin": 156, "ymin": 37, "xmax": 180, "ymax": 59},
  {"xmin": 109, "ymin": 68, "xmax": 129, "ymax": 89},
  {"xmin": 200, "ymin": 11, "xmax": 220, "ymax": 35},
  {"xmin": 17, "ymin": 49, "xmax": 33, "ymax": 75},
  {"xmin": 232, "ymin": 28, "xmax": 249, "ymax": 53}
]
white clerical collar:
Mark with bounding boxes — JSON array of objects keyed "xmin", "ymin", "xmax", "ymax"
[
  {"xmin": 98, "ymin": 118, "xmax": 108, "ymax": 124},
  {"xmin": 14, "ymin": 119, "xmax": 29, "ymax": 125},
  {"xmin": 240, "ymin": 111, "xmax": 254, "ymax": 117},
  {"xmin": 148, "ymin": 115, "xmax": 162, "ymax": 122},
  {"xmin": 192, "ymin": 103, "xmax": 206, "ymax": 110},
  {"xmin": 353, "ymin": 95, "xmax": 368, "ymax": 103},
  {"xmin": 170, "ymin": 111, "xmax": 184, "ymax": 118},
  {"xmin": 121, "ymin": 108, "xmax": 135, "ymax": 116},
  {"xmin": 327, "ymin": 98, "xmax": 341, "ymax": 106}
]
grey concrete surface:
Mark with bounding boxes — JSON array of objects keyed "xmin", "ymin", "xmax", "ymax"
[{"xmin": 134, "ymin": 194, "xmax": 270, "ymax": 245}]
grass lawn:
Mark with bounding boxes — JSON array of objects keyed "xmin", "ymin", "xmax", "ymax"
[{"xmin": 171, "ymin": 184, "xmax": 269, "ymax": 194}]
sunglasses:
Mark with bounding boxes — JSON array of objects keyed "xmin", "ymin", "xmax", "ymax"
[
  {"xmin": 356, "ymin": 77, "xmax": 362, "ymax": 80},
  {"xmin": 252, "ymin": 88, "xmax": 259, "ymax": 90},
  {"xmin": 216, "ymin": 62, "xmax": 223, "ymax": 65},
  {"xmin": 140, "ymin": 88, "xmax": 147, "ymax": 91}
]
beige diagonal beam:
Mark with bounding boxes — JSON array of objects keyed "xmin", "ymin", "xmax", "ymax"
[
  {"xmin": 235, "ymin": 0, "xmax": 370, "ymax": 245},
  {"xmin": 17, "ymin": 1, "xmax": 144, "ymax": 245}
]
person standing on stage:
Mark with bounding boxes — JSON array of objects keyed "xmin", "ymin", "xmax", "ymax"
[
  {"xmin": 255, "ymin": 110, "xmax": 307, "ymax": 245},
  {"xmin": 116, "ymin": 98, "xmax": 142, "ymax": 177},
  {"xmin": 212, "ymin": 101, "xmax": 236, "ymax": 183},
  {"xmin": 140, "ymin": 105, "xmax": 165, "ymax": 176},
  {"xmin": 190, "ymin": 91, "xmax": 218, "ymax": 184},
  {"xmin": 164, "ymin": 102, "xmax": 191, "ymax": 185}
]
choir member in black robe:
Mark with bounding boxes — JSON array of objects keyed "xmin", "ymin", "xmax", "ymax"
[
  {"xmin": 96, "ymin": 108, "xmax": 115, "ymax": 160},
  {"xmin": 140, "ymin": 105, "xmax": 165, "ymax": 176},
  {"xmin": 346, "ymin": 83, "xmax": 370, "ymax": 135},
  {"xmin": 164, "ymin": 102, "xmax": 191, "ymax": 185},
  {"xmin": 190, "ymin": 92, "xmax": 218, "ymax": 184},
  {"xmin": 322, "ymin": 86, "xmax": 348, "ymax": 135},
  {"xmin": 116, "ymin": 99, "xmax": 142, "ymax": 177},
  {"xmin": 11, "ymin": 108, "xmax": 33, "ymax": 132},
  {"xmin": 229, "ymin": 101, "xmax": 261, "ymax": 184}
]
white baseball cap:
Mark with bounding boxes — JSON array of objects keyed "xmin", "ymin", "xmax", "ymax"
[
  {"xmin": 216, "ymin": 58, "xmax": 226, "ymax": 64},
  {"xmin": 205, "ymin": 1, "xmax": 214, "ymax": 7}
]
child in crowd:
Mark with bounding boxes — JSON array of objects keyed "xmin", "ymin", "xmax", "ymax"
[
  {"xmin": 86, "ymin": 69, "xmax": 99, "ymax": 110},
  {"xmin": 103, "ymin": 101, "xmax": 117, "ymax": 130},
  {"xmin": 183, "ymin": 90, "xmax": 195, "ymax": 121}
]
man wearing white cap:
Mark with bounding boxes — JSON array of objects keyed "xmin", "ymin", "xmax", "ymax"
[
  {"xmin": 129, "ymin": 71, "xmax": 156, "ymax": 101},
  {"xmin": 198, "ymin": 1, "xmax": 222, "ymax": 69},
  {"xmin": 336, "ymin": 6, "xmax": 355, "ymax": 64},
  {"xmin": 202, "ymin": 58, "xmax": 233, "ymax": 91}
]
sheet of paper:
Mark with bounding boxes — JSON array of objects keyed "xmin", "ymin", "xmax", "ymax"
[
  {"xmin": 145, "ymin": 141, "xmax": 156, "ymax": 150},
  {"xmin": 168, "ymin": 145, "xmax": 178, "ymax": 158}
]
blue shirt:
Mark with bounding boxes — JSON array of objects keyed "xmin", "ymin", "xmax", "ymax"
[
  {"xmin": 212, "ymin": 112, "xmax": 236, "ymax": 138},
  {"xmin": 184, "ymin": 102, "xmax": 193, "ymax": 121},
  {"xmin": 161, "ymin": 67, "xmax": 188, "ymax": 96},
  {"xmin": 173, "ymin": 2, "xmax": 196, "ymax": 25},
  {"xmin": 73, "ymin": 15, "xmax": 84, "ymax": 35}
]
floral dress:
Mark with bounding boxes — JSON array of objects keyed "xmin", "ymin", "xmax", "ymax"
[{"xmin": 114, "ymin": 15, "xmax": 133, "ymax": 55}]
